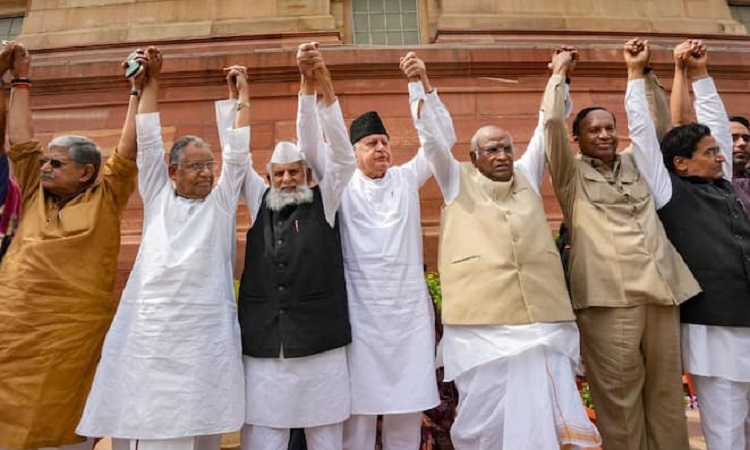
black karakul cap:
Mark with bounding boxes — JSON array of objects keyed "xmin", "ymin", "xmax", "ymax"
[{"xmin": 349, "ymin": 111, "xmax": 389, "ymax": 145}]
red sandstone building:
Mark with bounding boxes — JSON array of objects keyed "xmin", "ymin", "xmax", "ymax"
[{"xmin": 2, "ymin": 0, "xmax": 750, "ymax": 291}]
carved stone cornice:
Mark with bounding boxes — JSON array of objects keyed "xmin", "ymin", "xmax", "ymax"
[{"xmin": 23, "ymin": 32, "xmax": 750, "ymax": 101}]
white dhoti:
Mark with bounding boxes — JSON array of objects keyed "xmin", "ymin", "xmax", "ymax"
[
  {"xmin": 243, "ymin": 347, "xmax": 350, "ymax": 428},
  {"xmin": 111, "ymin": 435, "xmax": 221, "ymax": 450},
  {"xmin": 444, "ymin": 322, "xmax": 601, "ymax": 450},
  {"xmin": 682, "ymin": 324, "xmax": 750, "ymax": 450}
]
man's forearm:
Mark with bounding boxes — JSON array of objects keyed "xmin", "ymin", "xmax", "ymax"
[
  {"xmin": 116, "ymin": 93, "xmax": 139, "ymax": 161},
  {"xmin": 315, "ymin": 68, "xmax": 336, "ymax": 107},
  {"xmin": 8, "ymin": 86, "xmax": 33, "ymax": 146},
  {"xmin": 234, "ymin": 90, "xmax": 250, "ymax": 130},
  {"xmin": 670, "ymin": 68, "xmax": 692, "ymax": 127}
]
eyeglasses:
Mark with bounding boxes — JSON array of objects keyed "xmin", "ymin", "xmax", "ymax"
[
  {"xmin": 40, "ymin": 157, "xmax": 67, "ymax": 169},
  {"xmin": 173, "ymin": 161, "xmax": 216, "ymax": 172},
  {"xmin": 733, "ymin": 133, "xmax": 750, "ymax": 142},
  {"xmin": 477, "ymin": 145, "xmax": 513, "ymax": 156},
  {"xmin": 703, "ymin": 148, "xmax": 721, "ymax": 158}
]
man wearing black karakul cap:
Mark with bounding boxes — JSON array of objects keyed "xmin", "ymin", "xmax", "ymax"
[{"xmin": 298, "ymin": 51, "xmax": 455, "ymax": 450}]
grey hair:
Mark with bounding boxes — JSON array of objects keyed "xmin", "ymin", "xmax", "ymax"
[
  {"xmin": 470, "ymin": 126, "xmax": 513, "ymax": 154},
  {"xmin": 49, "ymin": 135, "xmax": 102, "ymax": 182},
  {"xmin": 169, "ymin": 135, "xmax": 208, "ymax": 165}
]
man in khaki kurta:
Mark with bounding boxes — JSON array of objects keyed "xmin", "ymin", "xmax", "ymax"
[
  {"xmin": 0, "ymin": 42, "xmax": 139, "ymax": 450},
  {"xmin": 542, "ymin": 41, "xmax": 700, "ymax": 450}
]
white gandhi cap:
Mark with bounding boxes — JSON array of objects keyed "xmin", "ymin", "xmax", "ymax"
[{"xmin": 270, "ymin": 141, "xmax": 305, "ymax": 164}]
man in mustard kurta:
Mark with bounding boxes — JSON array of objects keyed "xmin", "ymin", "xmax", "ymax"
[{"xmin": 0, "ymin": 42, "xmax": 140, "ymax": 449}]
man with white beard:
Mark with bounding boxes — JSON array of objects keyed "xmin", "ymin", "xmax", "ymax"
[{"xmin": 235, "ymin": 42, "xmax": 356, "ymax": 450}]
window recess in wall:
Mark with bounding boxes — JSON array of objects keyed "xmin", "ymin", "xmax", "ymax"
[{"xmin": 351, "ymin": 0, "xmax": 420, "ymax": 45}]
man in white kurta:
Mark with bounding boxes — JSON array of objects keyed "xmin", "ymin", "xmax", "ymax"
[
  {"xmin": 234, "ymin": 43, "xmax": 356, "ymax": 450},
  {"xmin": 299, "ymin": 52, "xmax": 450, "ymax": 450},
  {"xmin": 76, "ymin": 61, "xmax": 249, "ymax": 450},
  {"xmin": 417, "ymin": 49, "xmax": 601, "ymax": 449}
]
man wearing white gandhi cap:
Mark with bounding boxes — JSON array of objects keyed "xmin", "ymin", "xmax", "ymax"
[
  {"xmin": 231, "ymin": 42, "xmax": 357, "ymax": 450},
  {"xmin": 261, "ymin": 141, "xmax": 316, "ymax": 211}
]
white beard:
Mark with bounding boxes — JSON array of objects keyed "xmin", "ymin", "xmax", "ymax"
[{"xmin": 265, "ymin": 184, "xmax": 314, "ymax": 211}]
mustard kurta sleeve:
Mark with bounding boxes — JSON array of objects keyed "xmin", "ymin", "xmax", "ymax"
[{"xmin": 7, "ymin": 140, "xmax": 42, "ymax": 208}]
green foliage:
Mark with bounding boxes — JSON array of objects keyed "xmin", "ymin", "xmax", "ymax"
[
  {"xmin": 579, "ymin": 381, "xmax": 594, "ymax": 409},
  {"xmin": 426, "ymin": 271, "xmax": 442, "ymax": 313}
]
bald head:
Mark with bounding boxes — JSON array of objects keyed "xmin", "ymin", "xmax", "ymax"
[{"xmin": 470, "ymin": 125, "xmax": 514, "ymax": 182}]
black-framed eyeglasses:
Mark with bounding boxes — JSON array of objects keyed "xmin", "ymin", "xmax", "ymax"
[{"xmin": 40, "ymin": 157, "xmax": 67, "ymax": 169}]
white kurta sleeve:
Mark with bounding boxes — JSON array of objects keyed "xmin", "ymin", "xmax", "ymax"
[
  {"xmin": 136, "ymin": 112, "xmax": 169, "ymax": 205},
  {"xmin": 403, "ymin": 81, "xmax": 457, "ymax": 188},
  {"xmin": 693, "ymin": 77, "xmax": 734, "ymax": 182},
  {"xmin": 296, "ymin": 92, "xmax": 327, "ymax": 182},
  {"xmin": 412, "ymin": 83, "xmax": 460, "ymax": 204},
  {"xmin": 317, "ymin": 99, "xmax": 358, "ymax": 226},
  {"xmin": 626, "ymin": 78, "xmax": 673, "ymax": 209},
  {"xmin": 515, "ymin": 112, "xmax": 547, "ymax": 196},
  {"xmin": 423, "ymin": 87, "xmax": 457, "ymax": 148},
  {"xmin": 243, "ymin": 155, "xmax": 267, "ymax": 220},
  {"xmin": 215, "ymin": 98, "xmax": 267, "ymax": 216},
  {"xmin": 215, "ymin": 99, "xmax": 239, "ymax": 154},
  {"xmin": 213, "ymin": 123, "xmax": 251, "ymax": 215}
]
